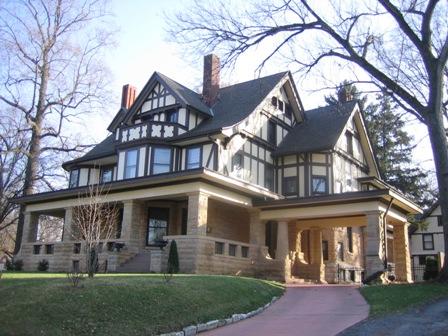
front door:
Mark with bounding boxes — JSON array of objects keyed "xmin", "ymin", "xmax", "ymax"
[{"xmin": 147, "ymin": 207, "xmax": 169, "ymax": 246}]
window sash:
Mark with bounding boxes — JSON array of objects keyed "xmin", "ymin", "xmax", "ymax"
[
  {"xmin": 312, "ymin": 176, "xmax": 327, "ymax": 194},
  {"xmin": 152, "ymin": 147, "xmax": 171, "ymax": 174},
  {"xmin": 283, "ymin": 176, "xmax": 297, "ymax": 195},
  {"xmin": 124, "ymin": 149, "xmax": 138, "ymax": 179},
  {"xmin": 265, "ymin": 165, "xmax": 274, "ymax": 190},
  {"xmin": 101, "ymin": 168, "xmax": 113, "ymax": 183},
  {"xmin": 422, "ymin": 234, "xmax": 434, "ymax": 250},
  {"xmin": 267, "ymin": 121, "xmax": 276, "ymax": 145},
  {"xmin": 186, "ymin": 147, "xmax": 201, "ymax": 169},
  {"xmin": 69, "ymin": 170, "xmax": 79, "ymax": 188}
]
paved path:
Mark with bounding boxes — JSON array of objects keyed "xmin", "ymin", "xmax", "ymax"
[
  {"xmin": 203, "ymin": 285, "xmax": 369, "ymax": 336},
  {"xmin": 341, "ymin": 297, "xmax": 448, "ymax": 336}
]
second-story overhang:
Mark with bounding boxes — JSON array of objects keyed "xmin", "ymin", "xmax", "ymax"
[{"xmin": 13, "ymin": 168, "xmax": 282, "ymax": 208}]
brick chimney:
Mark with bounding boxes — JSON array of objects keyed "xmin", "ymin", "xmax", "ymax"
[
  {"xmin": 337, "ymin": 86, "xmax": 353, "ymax": 103},
  {"xmin": 202, "ymin": 54, "xmax": 220, "ymax": 106},
  {"xmin": 121, "ymin": 84, "xmax": 137, "ymax": 109}
]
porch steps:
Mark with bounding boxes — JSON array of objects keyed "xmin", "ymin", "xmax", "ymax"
[{"xmin": 115, "ymin": 251, "xmax": 151, "ymax": 273}]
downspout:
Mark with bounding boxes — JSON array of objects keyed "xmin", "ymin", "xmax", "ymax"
[{"xmin": 383, "ymin": 197, "xmax": 394, "ymax": 270}]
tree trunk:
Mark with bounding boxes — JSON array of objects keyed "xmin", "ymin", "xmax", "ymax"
[
  {"xmin": 13, "ymin": 57, "xmax": 49, "ymax": 255},
  {"xmin": 425, "ymin": 110, "xmax": 448, "ymax": 281}
]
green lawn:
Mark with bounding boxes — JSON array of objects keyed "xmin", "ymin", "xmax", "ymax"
[
  {"xmin": 0, "ymin": 272, "xmax": 284, "ymax": 336},
  {"xmin": 361, "ymin": 283, "xmax": 448, "ymax": 316}
]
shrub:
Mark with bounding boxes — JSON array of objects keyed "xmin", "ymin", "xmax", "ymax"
[
  {"xmin": 423, "ymin": 258, "xmax": 438, "ymax": 281},
  {"xmin": 66, "ymin": 271, "xmax": 84, "ymax": 288},
  {"xmin": 37, "ymin": 259, "xmax": 49, "ymax": 272},
  {"xmin": 14, "ymin": 260, "xmax": 23, "ymax": 271},
  {"xmin": 5, "ymin": 259, "xmax": 14, "ymax": 271},
  {"xmin": 167, "ymin": 240, "xmax": 179, "ymax": 274}
]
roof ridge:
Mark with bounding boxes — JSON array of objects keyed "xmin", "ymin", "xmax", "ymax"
[{"xmin": 219, "ymin": 71, "xmax": 288, "ymax": 90}]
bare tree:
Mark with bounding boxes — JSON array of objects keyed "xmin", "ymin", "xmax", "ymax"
[
  {"xmin": 169, "ymin": 0, "xmax": 448, "ymax": 280},
  {"xmin": 0, "ymin": 0, "xmax": 115, "ymax": 254},
  {"xmin": 0, "ymin": 112, "xmax": 27, "ymax": 256},
  {"xmin": 72, "ymin": 184, "xmax": 119, "ymax": 278}
]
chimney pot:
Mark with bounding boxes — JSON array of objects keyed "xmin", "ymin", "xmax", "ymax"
[
  {"xmin": 202, "ymin": 54, "xmax": 220, "ymax": 106},
  {"xmin": 121, "ymin": 84, "xmax": 137, "ymax": 109}
]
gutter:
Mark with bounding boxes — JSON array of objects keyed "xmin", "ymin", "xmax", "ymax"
[{"xmin": 383, "ymin": 197, "xmax": 394, "ymax": 270}]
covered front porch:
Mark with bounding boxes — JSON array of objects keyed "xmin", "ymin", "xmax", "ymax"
[{"xmin": 255, "ymin": 190, "xmax": 420, "ymax": 283}]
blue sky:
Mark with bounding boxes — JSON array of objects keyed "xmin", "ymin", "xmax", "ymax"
[{"xmin": 88, "ymin": 0, "xmax": 433, "ymax": 175}]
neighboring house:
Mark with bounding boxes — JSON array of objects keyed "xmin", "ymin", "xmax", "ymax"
[
  {"xmin": 410, "ymin": 202, "xmax": 445, "ymax": 281},
  {"xmin": 14, "ymin": 54, "xmax": 421, "ymax": 283}
]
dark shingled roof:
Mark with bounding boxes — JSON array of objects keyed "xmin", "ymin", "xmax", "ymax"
[
  {"xmin": 62, "ymin": 135, "xmax": 116, "ymax": 168},
  {"xmin": 274, "ymin": 100, "xmax": 358, "ymax": 156},
  {"xmin": 64, "ymin": 71, "xmax": 288, "ymax": 167},
  {"xmin": 156, "ymin": 72, "xmax": 212, "ymax": 117},
  {"xmin": 170, "ymin": 72, "xmax": 288, "ymax": 140}
]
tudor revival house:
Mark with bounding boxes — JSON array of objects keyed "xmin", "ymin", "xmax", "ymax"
[{"xmin": 15, "ymin": 54, "xmax": 421, "ymax": 283}]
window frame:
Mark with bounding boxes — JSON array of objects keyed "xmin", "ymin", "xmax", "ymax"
[
  {"xmin": 124, "ymin": 149, "xmax": 139, "ymax": 179},
  {"xmin": 151, "ymin": 146, "xmax": 172, "ymax": 175},
  {"xmin": 69, "ymin": 169, "xmax": 80, "ymax": 188},
  {"xmin": 322, "ymin": 240, "xmax": 329, "ymax": 261},
  {"xmin": 422, "ymin": 233, "xmax": 434, "ymax": 250},
  {"xmin": 186, "ymin": 146, "xmax": 201, "ymax": 170},
  {"xmin": 265, "ymin": 164, "xmax": 275, "ymax": 191},
  {"xmin": 166, "ymin": 109, "xmax": 178, "ymax": 123},
  {"xmin": 346, "ymin": 131, "xmax": 354, "ymax": 156},
  {"xmin": 283, "ymin": 176, "xmax": 298, "ymax": 196},
  {"xmin": 312, "ymin": 175, "xmax": 328, "ymax": 195},
  {"xmin": 146, "ymin": 207, "xmax": 169, "ymax": 246},
  {"xmin": 100, "ymin": 166, "xmax": 114, "ymax": 183},
  {"xmin": 267, "ymin": 120, "xmax": 276, "ymax": 145}
]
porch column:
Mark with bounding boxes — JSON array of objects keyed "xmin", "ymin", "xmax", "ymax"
[
  {"xmin": 62, "ymin": 207, "xmax": 73, "ymax": 242},
  {"xmin": 121, "ymin": 200, "xmax": 145, "ymax": 250},
  {"xmin": 187, "ymin": 192, "xmax": 208, "ymax": 236},
  {"xmin": 310, "ymin": 228, "xmax": 325, "ymax": 282},
  {"xmin": 249, "ymin": 209, "xmax": 264, "ymax": 245},
  {"xmin": 364, "ymin": 211, "xmax": 386, "ymax": 278},
  {"xmin": 276, "ymin": 221, "xmax": 291, "ymax": 281},
  {"xmin": 22, "ymin": 211, "xmax": 39, "ymax": 243},
  {"xmin": 393, "ymin": 222, "xmax": 412, "ymax": 283}
]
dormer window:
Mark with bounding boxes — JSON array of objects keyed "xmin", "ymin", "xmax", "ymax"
[{"xmin": 346, "ymin": 131, "xmax": 353, "ymax": 156}]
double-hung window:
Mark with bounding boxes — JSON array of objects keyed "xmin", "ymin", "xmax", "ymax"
[
  {"xmin": 422, "ymin": 234, "xmax": 434, "ymax": 250},
  {"xmin": 69, "ymin": 169, "xmax": 79, "ymax": 188},
  {"xmin": 267, "ymin": 120, "xmax": 276, "ymax": 145},
  {"xmin": 283, "ymin": 176, "xmax": 297, "ymax": 196},
  {"xmin": 124, "ymin": 149, "xmax": 138, "ymax": 179},
  {"xmin": 186, "ymin": 147, "xmax": 201, "ymax": 169},
  {"xmin": 152, "ymin": 147, "xmax": 171, "ymax": 174},
  {"xmin": 101, "ymin": 167, "xmax": 113, "ymax": 183}
]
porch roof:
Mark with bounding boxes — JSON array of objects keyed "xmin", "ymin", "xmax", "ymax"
[
  {"xmin": 254, "ymin": 189, "xmax": 422, "ymax": 215},
  {"xmin": 13, "ymin": 168, "xmax": 282, "ymax": 206}
]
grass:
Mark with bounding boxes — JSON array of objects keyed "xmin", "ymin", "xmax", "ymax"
[
  {"xmin": 360, "ymin": 283, "xmax": 448, "ymax": 316},
  {"xmin": 0, "ymin": 272, "xmax": 283, "ymax": 336}
]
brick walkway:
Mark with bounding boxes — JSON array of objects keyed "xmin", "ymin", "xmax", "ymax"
[{"xmin": 203, "ymin": 284, "xmax": 369, "ymax": 336}]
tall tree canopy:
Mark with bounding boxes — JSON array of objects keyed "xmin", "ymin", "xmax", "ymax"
[
  {"xmin": 0, "ymin": 0, "xmax": 114, "ymax": 254},
  {"xmin": 170, "ymin": 0, "xmax": 448, "ymax": 280}
]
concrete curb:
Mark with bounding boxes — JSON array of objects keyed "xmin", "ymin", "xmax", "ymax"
[{"xmin": 160, "ymin": 296, "xmax": 280, "ymax": 336}]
